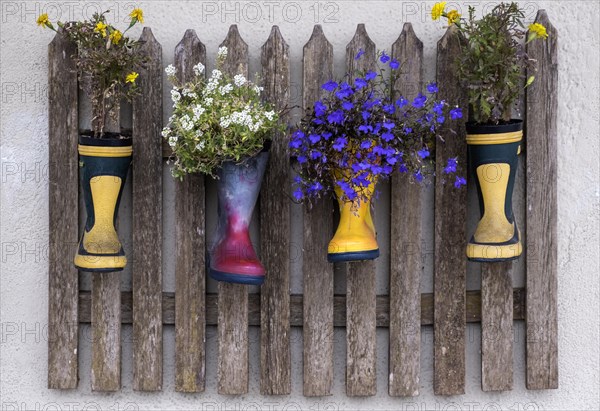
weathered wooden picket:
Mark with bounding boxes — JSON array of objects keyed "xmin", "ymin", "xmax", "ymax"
[{"xmin": 48, "ymin": 11, "xmax": 558, "ymax": 395}]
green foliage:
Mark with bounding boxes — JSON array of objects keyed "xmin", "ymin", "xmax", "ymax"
[
  {"xmin": 162, "ymin": 48, "xmax": 284, "ymax": 179},
  {"xmin": 40, "ymin": 11, "xmax": 146, "ymax": 136},
  {"xmin": 451, "ymin": 3, "xmax": 537, "ymax": 124}
]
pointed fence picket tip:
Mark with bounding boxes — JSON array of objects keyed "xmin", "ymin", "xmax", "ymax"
[
  {"xmin": 180, "ymin": 28, "xmax": 200, "ymax": 41},
  {"xmin": 532, "ymin": 9, "xmax": 556, "ymax": 33},
  {"xmin": 306, "ymin": 24, "xmax": 331, "ymax": 47},
  {"xmin": 223, "ymin": 24, "xmax": 247, "ymax": 45},
  {"xmin": 263, "ymin": 25, "xmax": 288, "ymax": 49}
]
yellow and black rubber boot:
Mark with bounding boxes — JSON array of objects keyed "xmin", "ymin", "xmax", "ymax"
[
  {"xmin": 466, "ymin": 121, "xmax": 523, "ymax": 262},
  {"xmin": 74, "ymin": 135, "xmax": 132, "ymax": 272}
]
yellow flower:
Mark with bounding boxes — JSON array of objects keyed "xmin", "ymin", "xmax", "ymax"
[
  {"xmin": 126, "ymin": 72, "xmax": 139, "ymax": 84},
  {"xmin": 110, "ymin": 29, "xmax": 122, "ymax": 44},
  {"xmin": 528, "ymin": 23, "xmax": 548, "ymax": 40},
  {"xmin": 446, "ymin": 9, "xmax": 461, "ymax": 24},
  {"xmin": 432, "ymin": 2, "xmax": 447, "ymax": 20},
  {"xmin": 129, "ymin": 8, "xmax": 144, "ymax": 24},
  {"xmin": 36, "ymin": 14, "xmax": 49, "ymax": 27},
  {"xmin": 94, "ymin": 21, "xmax": 108, "ymax": 37}
]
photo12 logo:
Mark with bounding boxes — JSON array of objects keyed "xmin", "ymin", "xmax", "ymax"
[{"xmin": 198, "ymin": 2, "xmax": 340, "ymax": 24}]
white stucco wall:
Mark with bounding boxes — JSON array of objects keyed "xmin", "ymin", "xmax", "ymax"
[{"xmin": 1, "ymin": 1, "xmax": 599, "ymax": 410}]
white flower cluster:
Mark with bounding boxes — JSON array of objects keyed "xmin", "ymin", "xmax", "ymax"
[
  {"xmin": 234, "ymin": 74, "xmax": 247, "ymax": 87},
  {"xmin": 193, "ymin": 62, "xmax": 205, "ymax": 76},
  {"xmin": 192, "ymin": 104, "xmax": 205, "ymax": 120},
  {"xmin": 179, "ymin": 114, "xmax": 194, "ymax": 131},
  {"xmin": 182, "ymin": 88, "xmax": 197, "ymax": 99},
  {"xmin": 219, "ymin": 83, "xmax": 233, "ymax": 95},
  {"xmin": 219, "ymin": 107, "xmax": 265, "ymax": 132},
  {"xmin": 253, "ymin": 85, "xmax": 264, "ymax": 94},
  {"xmin": 217, "ymin": 46, "xmax": 228, "ymax": 58},
  {"xmin": 264, "ymin": 110, "xmax": 275, "ymax": 121},
  {"xmin": 165, "ymin": 64, "xmax": 176, "ymax": 76},
  {"xmin": 171, "ymin": 89, "xmax": 181, "ymax": 102}
]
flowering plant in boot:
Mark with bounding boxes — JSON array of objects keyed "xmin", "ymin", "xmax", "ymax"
[
  {"xmin": 432, "ymin": 2, "xmax": 548, "ymax": 124},
  {"xmin": 163, "ymin": 47, "xmax": 283, "ymax": 179},
  {"xmin": 37, "ymin": 9, "xmax": 146, "ymax": 137},
  {"xmin": 290, "ymin": 50, "xmax": 466, "ymax": 205}
]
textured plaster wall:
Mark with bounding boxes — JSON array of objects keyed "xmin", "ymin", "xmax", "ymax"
[{"xmin": 1, "ymin": 1, "xmax": 599, "ymax": 410}]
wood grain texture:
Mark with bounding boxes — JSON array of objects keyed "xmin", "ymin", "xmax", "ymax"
[
  {"xmin": 217, "ymin": 25, "xmax": 250, "ymax": 395},
  {"xmin": 48, "ymin": 30, "xmax": 79, "ymax": 390},
  {"xmin": 434, "ymin": 26, "xmax": 468, "ymax": 396},
  {"xmin": 259, "ymin": 26, "xmax": 291, "ymax": 395},
  {"xmin": 301, "ymin": 24, "xmax": 335, "ymax": 397},
  {"xmin": 389, "ymin": 23, "xmax": 424, "ymax": 398},
  {"xmin": 91, "ymin": 272, "xmax": 121, "ymax": 391},
  {"xmin": 344, "ymin": 24, "xmax": 378, "ymax": 397},
  {"xmin": 481, "ymin": 262, "xmax": 514, "ymax": 391},
  {"xmin": 173, "ymin": 29, "xmax": 207, "ymax": 393},
  {"xmin": 132, "ymin": 27, "xmax": 163, "ymax": 392},
  {"xmin": 525, "ymin": 10, "xmax": 559, "ymax": 390}
]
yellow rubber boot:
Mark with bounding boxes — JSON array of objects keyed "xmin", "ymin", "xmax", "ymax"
[{"xmin": 327, "ymin": 177, "xmax": 379, "ymax": 262}]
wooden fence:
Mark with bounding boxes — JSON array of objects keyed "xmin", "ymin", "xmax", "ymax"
[{"xmin": 48, "ymin": 11, "xmax": 558, "ymax": 395}]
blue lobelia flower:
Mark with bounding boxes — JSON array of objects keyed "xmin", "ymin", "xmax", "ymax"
[
  {"xmin": 342, "ymin": 101, "xmax": 354, "ymax": 111},
  {"xmin": 381, "ymin": 132, "xmax": 394, "ymax": 142},
  {"xmin": 396, "ymin": 97, "xmax": 409, "ymax": 107},
  {"xmin": 322, "ymin": 131, "xmax": 332, "ymax": 140},
  {"xmin": 412, "ymin": 93, "xmax": 427, "ymax": 109},
  {"xmin": 444, "ymin": 157, "xmax": 458, "ymax": 174},
  {"xmin": 414, "ymin": 170, "xmax": 423, "ymax": 182},
  {"xmin": 335, "ymin": 82, "xmax": 354, "ymax": 99},
  {"xmin": 322, "ymin": 80, "xmax": 338, "ymax": 92},
  {"xmin": 327, "ymin": 110, "xmax": 344, "ymax": 124},
  {"xmin": 333, "ymin": 136, "xmax": 347, "ymax": 151},
  {"xmin": 313, "ymin": 118, "xmax": 324, "ymax": 125},
  {"xmin": 297, "ymin": 154, "xmax": 307, "ymax": 163},
  {"xmin": 380, "ymin": 51, "xmax": 391, "ymax": 63},
  {"xmin": 314, "ymin": 100, "xmax": 327, "ymax": 117},
  {"xmin": 426, "ymin": 82, "xmax": 438, "ymax": 93},
  {"xmin": 309, "ymin": 181, "xmax": 323, "ymax": 193},
  {"xmin": 293, "ymin": 187, "xmax": 304, "ymax": 200},
  {"xmin": 372, "ymin": 122, "xmax": 382, "ymax": 135},
  {"xmin": 355, "ymin": 78, "xmax": 368, "ymax": 89},
  {"xmin": 289, "ymin": 138, "xmax": 303, "ymax": 149},
  {"xmin": 383, "ymin": 121, "xmax": 395, "ymax": 130},
  {"xmin": 454, "ymin": 176, "xmax": 467, "ymax": 188},
  {"xmin": 365, "ymin": 71, "xmax": 377, "ymax": 81},
  {"xmin": 417, "ymin": 148, "xmax": 430, "ymax": 159},
  {"xmin": 403, "ymin": 127, "xmax": 412, "ymax": 134},
  {"xmin": 382, "ymin": 164, "xmax": 393, "ymax": 174},
  {"xmin": 308, "ymin": 133, "xmax": 321, "ymax": 144},
  {"xmin": 383, "ymin": 104, "xmax": 395, "ymax": 114},
  {"xmin": 360, "ymin": 140, "xmax": 372, "ymax": 149},
  {"xmin": 362, "ymin": 110, "xmax": 371, "ymax": 121},
  {"xmin": 358, "ymin": 124, "xmax": 373, "ymax": 134},
  {"xmin": 355, "ymin": 48, "xmax": 365, "ymax": 60},
  {"xmin": 450, "ymin": 107, "xmax": 463, "ymax": 120},
  {"xmin": 433, "ymin": 101, "xmax": 444, "ymax": 115},
  {"xmin": 399, "ymin": 163, "xmax": 408, "ymax": 173},
  {"xmin": 371, "ymin": 165, "xmax": 383, "ymax": 175},
  {"xmin": 389, "ymin": 59, "xmax": 400, "ymax": 70},
  {"xmin": 437, "ymin": 115, "xmax": 445, "ymax": 124},
  {"xmin": 386, "ymin": 155, "xmax": 398, "ymax": 165},
  {"xmin": 310, "ymin": 150, "xmax": 322, "ymax": 160}
]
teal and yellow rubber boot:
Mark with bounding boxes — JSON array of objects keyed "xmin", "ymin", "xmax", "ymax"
[
  {"xmin": 466, "ymin": 121, "xmax": 523, "ymax": 262},
  {"xmin": 74, "ymin": 135, "xmax": 132, "ymax": 272}
]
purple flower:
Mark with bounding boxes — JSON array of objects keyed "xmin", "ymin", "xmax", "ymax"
[
  {"xmin": 386, "ymin": 155, "xmax": 398, "ymax": 165},
  {"xmin": 289, "ymin": 138, "xmax": 303, "ymax": 149},
  {"xmin": 321, "ymin": 131, "xmax": 332, "ymax": 140},
  {"xmin": 342, "ymin": 101, "xmax": 354, "ymax": 111},
  {"xmin": 309, "ymin": 133, "xmax": 321, "ymax": 144},
  {"xmin": 444, "ymin": 157, "xmax": 458, "ymax": 174},
  {"xmin": 297, "ymin": 155, "xmax": 307, "ymax": 163},
  {"xmin": 437, "ymin": 115, "xmax": 445, "ymax": 124},
  {"xmin": 360, "ymin": 140, "xmax": 372, "ymax": 149},
  {"xmin": 322, "ymin": 80, "xmax": 338, "ymax": 92},
  {"xmin": 433, "ymin": 101, "xmax": 444, "ymax": 115},
  {"xmin": 389, "ymin": 59, "xmax": 400, "ymax": 70},
  {"xmin": 380, "ymin": 51, "xmax": 390, "ymax": 63},
  {"xmin": 312, "ymin": 118, "xmax": 324, "ymax": 125},
  {"xmin": 399, "ymin": 163, "xmax": 408, "ymax": 173},
  {"xmin": 362, "ymin": 110, "xmax": 371, "ymax": 121},
  {"xmin": 414, "ymin": 170, "xmax": 423, "ymax": 182},
  {"xmin": 381, "ymin": 132, "xmax": 394, "ymax": 142},
  {"xmin": 358, "ymin": 124, "xmax": 373, "ymax": 134},
  {"xmin": 403, "ymin": 127, "xmax": 412, "ymax": 134},
  {"xmin": 310, "ymin": 150, "xmax": 322, "ymax": 160},
  {"xmin": 355, "ymin": 48, "xmax": 365, "ymax": 60},
  {"xmin": 383, "ymin": 104, "xmax": 395, "ymax": 114},
  {"xmin": 383, "ymin": 121, "xmax": 395, "ymax": 130},
  {"xmin": 293, "ymin": 187, "xmax": 304, "ymax": 200},
  {"xmin": 450, "ymin": 107, "xmax": 463, "ymax": 120},
  {"xmin": 355, "ymin": 78, "xmax": 368, "ymax": 89},
  {"xmin": 417, "ymin": 148, "xmax": 430, "ymax": 159},
  {"xmin": 426, "ymin": 82, "xmax": 438, "ymax": 93},
  {"xmin": 327, "ymin": 110, "xmax": 344, "ymax": 124},
  {"xmin": 365, "ymin": 71, "xmax": 377, "ymax": 81},
  {"xmin": 412, "ymin": 93, "xmax": 427, "ymax": 108},
  {"xmin": 396, "ymin": 97, "xmax": 409, "ymax": 107},
  {"xmin": 333, "ymin": 137, "xmax": 347, "ymax": 151},
  {"xmin": 454, "ymin": 176, "xmax": 467, "ymax": 188},
  {"xmin": 336, "ymin": 82, "xmax": 354, "ymax": 99},
  {"xmin": 314, "ymin": 100, "xmax": 327, "ymax": 117},
  {"xmin": 309, "ymin": 182, "xmax": 323, "ymax": 193}
]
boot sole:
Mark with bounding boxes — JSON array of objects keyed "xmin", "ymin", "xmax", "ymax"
[
  {"xmin": 209, "ymin": 268, "xmax": 265, "ymax": 285},
  {"xmin": 327, "ymin": 249, "xmax": 380, "ymax": 263}
]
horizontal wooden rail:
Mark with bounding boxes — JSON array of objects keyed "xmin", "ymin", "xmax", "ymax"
[{"xmin": 78, "ymin": 288, "xmax": 526, "ymax": 327}]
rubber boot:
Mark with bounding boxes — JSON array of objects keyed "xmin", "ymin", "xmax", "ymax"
[
  {"xmin": 466, "ymin": 121, "xmax": 523, "ymax": 262},
  {"xmin": 74, "ymin": 135, "xmax": 132, "ymax": 272},
  {"xmin": 209, "ymin": 149, "xmax": 269, "ymax": 285},
  {"xmin": 327, "ymin": 174, "xmax": 379, "ymax": 263}
]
